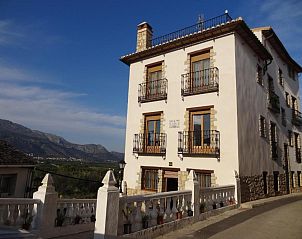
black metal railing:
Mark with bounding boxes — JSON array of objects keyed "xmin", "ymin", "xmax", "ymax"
[
  {"xmin": 181, "ymin": 68, "xmax": 219, "ymax": 96},
  {"xmin": 138, "ymin": 78, "xmax": 168, "ymax": 103},
  {"xmin": 271, "ymin": 141, "xmax": 278, "ymax": 160},
  {"xmin": 178, "ymin": 130, "xmax": 220, "ymax": 156},
  {"xmin": 268, "ymin": 91, "xmax": 280, "ymax": 113},
  {"xmin": 292, "ymin": 109, "xmax": 302, "ymax": 126},
  {"xmin": 296, "ymin": 148, "xmax": 301, "ymax": 163},
  {"xmin": 151, "ymin": 13, "xmax": 232, "ymax": 46},
  {"xmin": 133, "ymin": 133, "xmax": 166, "ymax": 154}
]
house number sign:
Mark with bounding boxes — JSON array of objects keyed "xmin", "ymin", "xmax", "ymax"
[{"xmin": 169, "ymin": 120, "xmax": 179, "ymax": 128}]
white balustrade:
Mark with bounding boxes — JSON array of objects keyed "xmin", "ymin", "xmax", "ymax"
[
  {"xmin": 199, "ymin": 185, "xmax": 235, "ymax": 212},
  {"xmin": 118, "ymin": 190, "xmax": 192, "ymax": 235},
  {"xmin": 56, "ymin": 199, "xmax": 97, "ymax": 226},
  {"xmin": 0, "ymin": 198, "xmax": 40, "ymax": 230}
]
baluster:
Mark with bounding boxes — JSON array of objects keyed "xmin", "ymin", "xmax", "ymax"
[
  {"xmin": 150, "ymin": 199, "xmax": 158, "ymax": 227},
  {"xmin": 164, "ymin": 197, "xmax": 171, "ymax": 222},
  {"xmin": 28, "ymin": 203, "xmax": 34, "ymax": 228},
  {"xmin": 66, "ymin": 202, "xmax": 73, "ymax": 225},
  {"xmin": 180, "ymin": 194, "xmax": 186, "ymax": 217},
  {"xmin": 0, "ymin": 204, "xmax": 4, "ymax": 224},
  {"xmin": 16, "ymin": 204, "xmax": 24, "ymax": 226},
  {"xmin": 171, "ymin": 196, "xmax": 178, "ymax": 221},
  {"xmin": 133, "ymin": 202, "xmax": 142, "ymax": 232},
  {"xmin": 8, "ymin": 204, "xmax": 15, "ymax": 225},
  {"xmin": 158, "ymin": 198, "xmax": 165, "ymax": 225}
]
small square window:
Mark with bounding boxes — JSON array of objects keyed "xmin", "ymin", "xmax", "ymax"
[{"xmin": 285, "ymin": 92, "xmax": 290, "ymax": 107}]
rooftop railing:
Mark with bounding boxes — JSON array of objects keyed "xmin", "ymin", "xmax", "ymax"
[{"xmin": 151, "ymin": 13, "xmax": 232, "ymax": 47}]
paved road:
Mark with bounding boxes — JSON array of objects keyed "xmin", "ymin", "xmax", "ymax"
[{"xmin": 159, "ymin": 196, "xmax": 302, "ymax": 239}]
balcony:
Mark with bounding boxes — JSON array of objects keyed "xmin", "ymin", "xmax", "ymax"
[
  {"xmin": 292, "ymin": 109, "xmax": 302, "ymax": 126},
  {"xmin": 268, "ymin": 91, "xmax": 280, "ymax": 113},
  {"xmin": 296, "ymin": 148, "xmax": 301, "ymax": 163},
  {"xmin": 181, "ymin": 68, "xmax": 219, "ymax": 96},
  {"xmin": 271, "ymin": 141, "xmax": 278, "ymax": 160},
  {"xmin": 138, "ymin": 78, "xmax": 168, "ymax": 103},
  {"xmin": 151, "ymin": 13, "xmax": 232, "ymax": 47},
  {"xmin": 133, "ymin": 133, "xmax": 166, "ymax": 154},
  {"xmin": 178, "ymin": 130, "xmax": 220, "ymax": 156}
]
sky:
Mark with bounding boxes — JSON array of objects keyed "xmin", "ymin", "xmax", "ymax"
[{"xmin": 0, "ymin": 0, "xmax": 301, "ymax": 152}]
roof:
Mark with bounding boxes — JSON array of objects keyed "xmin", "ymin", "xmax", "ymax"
[
  {"xmin": 252, "ymin": 27, "xmax": 302, "ymax": 73},
  {"xmin": 120, "ymin": 17, "xmax": 272, "ymax": 65},
  {"xmin": 0, "ymin": 140, "xmax": 35, "ymax": 166}
]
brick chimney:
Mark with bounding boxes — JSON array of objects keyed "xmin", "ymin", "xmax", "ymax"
[{"xmin": 136, "ymin": 22, "xmax": 153, "ymax": 52}]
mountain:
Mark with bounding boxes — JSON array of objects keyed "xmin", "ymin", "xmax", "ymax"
[{"xmin": 0, "ymin": 119, "xmax": 124, "ymax": 163}]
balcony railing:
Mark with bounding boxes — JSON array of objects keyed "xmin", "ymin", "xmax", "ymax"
[
  {"xmin": 271, "ymin": 141, "xmax": 278, "ymax": 160},
  {"xmin": 151, "ymin": 13, "xmax": 232, "ymax": 46},
  {"xmin": 296, "ymin": 148, "xmax": 301, "ymax": 163},
  {"xmin": 178, "ymin": 130, "xmax": 220, "ymax": 156},
  {"xmin": 292, "ymin": 109, "xmax": 302, "ymax": 126},
  {"xmin": 138, "ymin": 78, "xmax": 168, "ymax": 103},
  {"xmin": 133, "ymin": 133, "xmax": 167, "ymax": 154},
  {"xmin": 268, "ymin": 91, "xmax": 280, "ymax": 113},
  {"xmin": 181, "ymin": 68, "xmax": 219, "ymax": 96}
]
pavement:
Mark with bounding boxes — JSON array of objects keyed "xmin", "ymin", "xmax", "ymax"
[{"xmin": 155, "ymin": 193, "xmax": 302, "ymax": 239}]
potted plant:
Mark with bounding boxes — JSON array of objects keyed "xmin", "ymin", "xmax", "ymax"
[
  {"xmin": 157, "ymin": 214, "xmax": 164, "ymax": 225},
  {"xmin": 199, "ymin": 203, "xmax": 205, "ymax": 213},
  {"xmin": 90, "ymin": 214, "xmax": 96, "ymax": 223},
  {"xmin": 122, "ymin": 205, "xmax": 132, "ymax": 234},
  {"xmin": 74, "ymin": 215, "xmax": 82, "ymax": 224},
  {"xmin": 22, "ymin": 210, "xmax": 33, "ymax": 230},
  {"xmin": 142, "ymin": 214, "xmax": 149, "ymax": 229},
  {"xmin": 212, "ymin": 202, "xmax": 217, "ymax": 210},
  {"xmin": 176, "ymin": 205, "xmax": 182, "ymax": 219},
  {"xmin": 187, "ymin": 201, "xmax": 193, "ymax": 216},
  {"xmin": 219, "ymin": 201, "xmax": 224, "ymax": 208}
]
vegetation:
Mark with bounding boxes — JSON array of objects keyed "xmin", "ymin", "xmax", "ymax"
[{"xmin": 33, "ymin": 161, "xmax": 119, "ymax": 198}]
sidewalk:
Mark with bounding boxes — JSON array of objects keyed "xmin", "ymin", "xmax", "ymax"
[{"xmin": 155, "ymin": 193, "xmax": 302, "ymax": 239}]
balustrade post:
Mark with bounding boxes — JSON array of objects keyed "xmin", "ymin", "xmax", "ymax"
[
  {"xmin": 32, "ymin": 173, "xmax": 58, "ymax": 237},
  {"xmin": 94, "ymin": 170, "xmax": 120, "ymax": 239},
  {"xmin": 235, "ymin": 170, "xmax": 241, "ymax": 206},
  {"xmin": 185, "ymin": 170, "xmax": 200, "ymax": 219}
]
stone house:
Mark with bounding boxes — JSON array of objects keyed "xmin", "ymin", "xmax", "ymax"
[
  {"xmin": 0, "ymin": 140, "xmax": 35, "ymax": 198},
  {"xmin": 120, "ymin": 12, "xmax": 302, "ymax": 202}
]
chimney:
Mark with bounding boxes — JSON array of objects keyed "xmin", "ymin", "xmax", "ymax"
[{"xmin": 136, "ymin": 22, "xmax": 153, "ymax": 52}]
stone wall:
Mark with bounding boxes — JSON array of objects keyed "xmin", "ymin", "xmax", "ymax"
[{"xmin": 240, "ymin": 173, "xmax": 288, "ymax": 203}]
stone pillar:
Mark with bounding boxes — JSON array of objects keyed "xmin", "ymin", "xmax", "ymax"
[
  {"xmin": 33, "ymin": 174, "xmax": 58, "ymax": 237},
  {"xmin": 136, "ymin": 22, "xmax": 153, "ymax": 52},
  {"xmin": 235, "ymin": 170, "xmax": 241, "ymax": 206},
  {"xmin": 185, "ymin": 170, "xmax": 200, "ymax": 219},
  {"xmin": 94, "ymin": 170, "xmax": 120, "ymax": 239}
]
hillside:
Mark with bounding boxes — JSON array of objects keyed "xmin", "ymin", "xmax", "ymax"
[{"xmin": 0, "ymin": 119, "xmax": 123, "ymax": 163}]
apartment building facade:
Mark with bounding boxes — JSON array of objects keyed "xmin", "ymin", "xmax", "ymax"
[{"xmin": 120, "ymin": 13, "xmax": 302, "ymax": 202}]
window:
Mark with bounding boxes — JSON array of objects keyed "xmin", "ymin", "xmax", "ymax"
[
  {"xmin": 273, "ymin": 171, "xmax": 279, "ymax": 192},
  {"xmin": 257, "ymin": 64, "xmax": 263, "ymax": 85},
  {"xmin": 195, "ymin": 171, "xmax": 212, "ymax": 188},
  {"xmin": 190, "ymin": 51, "xmax": 211, "ymax": 87},
  {"xmin": 281, "ymin": 108, "xmax": 286, "ymax": 126},
  {"xmin": 147, "ymin": 63, "xmax": 163, "ymax": 97},
  {"xmin": 270, "ymin": 122, "xmax": 278, "ymax": 160},
  {"xmin": 285, "ymin": 92, "xmax": 290, "ymax": 107},
  {"xmin": 288, "ymin": 65, "xmax": 296, "ymax": 80},
  {"xmin": 0, "ymin": 174, "xmax": 17, "ymax": 197},
  {"xmin": 263, "ymin": 171, "xmax": 268, "ymax": 195},
  {"xmin": 259, "ymin": 115, "xmax": 266, "ymax": 137},
  {"xmin": 294, "ymin": 133, "xmax": 301, "ymax": 163},
  {"xmin": 288, "ymin": 131, "xmax": 293, "ymax": 146},
  {"xmin": 141, "ymin": 168, "xmax": 158, "ymax": 191},
  {"xmin": 144, "ymin": 114, "xmax": 163, "ymax": 153},
  {"xmin": 298, "ymin": 171, "xmax": 301, "ymax": 187},
  {"xmin": 278, "ymin": 68, "xmax": 284, "ymax": 87},
  {"xmin": 291, "ymin": 96, "xmax": 298, "ymax": 111},
  {"xmin": 291, "ymin": 171, "xmax": 295, "ymax": 188}
]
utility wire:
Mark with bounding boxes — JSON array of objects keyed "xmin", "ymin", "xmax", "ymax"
[{"xmin": 35, "ymin": 168, "xmax": 103, "ymax": 183}]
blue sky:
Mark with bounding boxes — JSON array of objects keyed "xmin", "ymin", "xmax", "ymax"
[{"xmin": 0, "ymin": 0, "xmax": 301, "ymax": 152}]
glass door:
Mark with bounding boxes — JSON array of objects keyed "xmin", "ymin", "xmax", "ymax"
[{"xmin": 145, "ymin": 115, "xmax": 161, "ymax": 153}]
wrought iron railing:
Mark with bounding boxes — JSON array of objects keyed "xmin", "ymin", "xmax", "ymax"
[
  {"xmin": 271, "ymin": 141, "xmax": 278, "ymax": 160},
  {"xmin": 181, "ymin": 68, "xmax": 219, "ymax": 96},
  {"xmin": 296, "ymin": 148, "xmax": 301, "ymax": 163},
  {"xmin": 151, "ymin": 13, "xmax": 232, "ymax": 46},
  {"xmin": 133, "ymin": 133, "xmax": 166, "ymax": 154},
  {"xmin": 268, "ymin": 91, "xmax": 280, "ymax": 113},
  {"xmin": 138, "ymin": 78, "xmax": 168, "ymax": 103},
  {"xmin": 178, "ymin": 130, "xmax": 220, "ymax": 156},
  {"xmin": 292, "ymin": 109, "xmax": 302, "ymax": 126}
]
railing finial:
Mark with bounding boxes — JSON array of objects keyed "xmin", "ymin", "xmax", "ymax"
[{"xmin": 102, "ymin": 169, "xmax": 117, "ymax": 188}]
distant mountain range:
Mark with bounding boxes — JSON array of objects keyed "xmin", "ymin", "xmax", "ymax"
[{"xmin": 0, "ymin": 119, "xmax": 124, "ymax": 163}]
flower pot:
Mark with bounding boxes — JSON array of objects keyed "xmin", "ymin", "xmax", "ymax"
[
  {"xmin": 124, "ymin": 223, "xmax": 132, "ymax": 234},
  {"xmin": 187, "ymin": 210, "xmax": 193, "ymax": 217},
  {"xmin": 219, "ymin": 202, "xmax": 224, "ymax": 207},
  {"xmin": 176, "ymin": 212, "xmax": 182, "ymax": 219},
  {"xmin": 157, "ymin": 215, "xmax": 164, "ymax": 225},
  {"xmin": 142, "ymin": 220, "xmax": 148, "ymax": 229},
  {"xmin": 212, "ymin": 204, "xmax": 217, "ymax": 210}
]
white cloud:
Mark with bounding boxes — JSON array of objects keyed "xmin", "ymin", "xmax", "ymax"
[{"xmin": 0, "ymin": 64, "xmax": 126, "ymax": 152}]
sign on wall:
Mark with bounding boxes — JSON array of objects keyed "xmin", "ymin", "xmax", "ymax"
[{"xmin": 169, "ymin": 120, "xmax": 180, "ymax": 128}]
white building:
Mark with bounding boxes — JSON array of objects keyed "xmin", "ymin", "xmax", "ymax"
[{"xmin": 120, "ymin": 13, "xmax": 302, "ymax": 202}]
